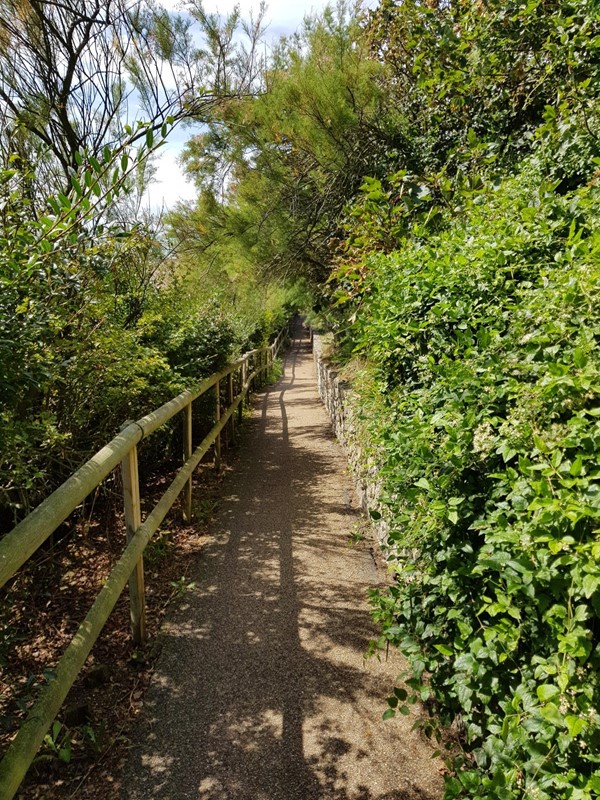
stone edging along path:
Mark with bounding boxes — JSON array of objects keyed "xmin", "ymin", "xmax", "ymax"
[{"xmin": 120, "ymin": 323, "xmax": 442, "ymax": 800}]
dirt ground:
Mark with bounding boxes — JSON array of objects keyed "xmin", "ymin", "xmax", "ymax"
[{"xmin": 2, "ymin": 459, "xmax": 229, "ymax": 800}]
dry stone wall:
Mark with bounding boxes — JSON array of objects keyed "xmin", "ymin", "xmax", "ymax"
[{"xmin": 312, "ymin": 332, "xmax": 389, "ymax": 549}]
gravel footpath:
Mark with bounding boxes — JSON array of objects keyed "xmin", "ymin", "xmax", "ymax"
[{"xmin": 120, "ymin": 327, "xmax": 443, "ymax": 800}]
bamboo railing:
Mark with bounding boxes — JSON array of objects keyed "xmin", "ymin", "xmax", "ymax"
[{"xmin": 0, "ymin": 323, "xmax": 290, "ymax": 799}]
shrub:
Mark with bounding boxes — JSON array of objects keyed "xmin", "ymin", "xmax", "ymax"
[{"xmin": 350, "ymin": 165, "xmax": 600, "ymax": 799}]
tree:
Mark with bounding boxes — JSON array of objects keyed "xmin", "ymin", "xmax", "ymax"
[
  {"xmin": 364, "ymin": 0, "xmax": 600, "ymax": 178},
  {"xmin": 0, "ymin": 0, "xmax": 270, "ymax": 522},
  {"xmin": 180, "ymin": 4, "xmax": 387, "ymax": 283},
  {"xmin": 0, "ymin": 0, "xmax": 266, "ymax": 202}
]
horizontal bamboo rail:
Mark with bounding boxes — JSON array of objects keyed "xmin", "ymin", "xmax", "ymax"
[{"xmin": 0, "ymin": 322, "xmax": 290, "ymax": 800}]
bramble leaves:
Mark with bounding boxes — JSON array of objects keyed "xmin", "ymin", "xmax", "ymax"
[{"xmin": 358, "ymin": 166, "xmax": 600, "ymax": 796}]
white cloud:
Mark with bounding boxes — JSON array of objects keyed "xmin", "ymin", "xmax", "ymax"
[
  {"xmin": 144, "ymin": 143, "xmax": 197, "ymax": 210},
  {"xmin": 159, "ymin": 0, "xmax": 324, "ymax": 32}
]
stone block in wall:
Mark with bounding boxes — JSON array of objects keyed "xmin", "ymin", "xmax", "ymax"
[{"xmin": 312, "ymin": 333, "xmax": 389, "ymax": 551}]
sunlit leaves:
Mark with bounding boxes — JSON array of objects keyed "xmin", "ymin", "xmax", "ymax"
[{"xmin": 357, "ymin": 162, "xmax": 600, "ymax": 799}]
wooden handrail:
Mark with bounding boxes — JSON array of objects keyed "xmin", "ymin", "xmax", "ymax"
[
  {"xmin": 0, "ymin": 321, "xmax": 290, "ymax": 799},
  {"xmin": 0, "ymin": 325, "xmax": 289, "ymax": 590}
]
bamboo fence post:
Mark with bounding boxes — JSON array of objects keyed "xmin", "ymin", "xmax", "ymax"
[
  {"xmin": 238, "ymin": 363, "xmax": 244, "ymax": 424},
  {"xmin": 183, "ymin": 401, "xmax": 193, "ymax": 522},
  {"xmin": 228, "ymin": 371, "xmax": 235, "ymax": 444},
  {"xmin": 121, "ymin": 444, "xmax": 146, "ymax": 645},
  {"xmin": 215, "ymin": 379, "xmax": 221, "ymax": 472}
]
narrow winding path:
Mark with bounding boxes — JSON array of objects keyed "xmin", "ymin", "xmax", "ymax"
[{"xmin": 121, "ymin": 327, "xmax": 442, "ymax": 800}]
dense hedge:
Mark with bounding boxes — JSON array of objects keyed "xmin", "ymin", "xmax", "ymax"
[{"xmin": 347, "ymin": 164, "xmax": 600, "ymax": 798}]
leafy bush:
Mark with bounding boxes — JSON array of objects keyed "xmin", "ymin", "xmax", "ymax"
[
  {"xmin": 0, "ymin": 151, "xmax": 289, "ymax": 526},
  {"xmin": 346, "ymin": 165, "xmax": 600, "ymax": 798}
]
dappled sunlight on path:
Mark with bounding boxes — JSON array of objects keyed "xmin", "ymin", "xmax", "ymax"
[{"xmin": 121, "ymin": 325, "xmax": 442, "ymax": 800}]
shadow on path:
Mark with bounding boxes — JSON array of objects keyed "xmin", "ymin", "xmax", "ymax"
[{"xmin": 121, "ymin": 329, "xmax": 442, "ymax": 800}]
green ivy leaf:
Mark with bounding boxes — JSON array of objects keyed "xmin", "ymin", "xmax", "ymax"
[
  {"xmin": 583, "ymin": 574, "xmax": 600, "ymax": 598},
  {"xmin": 570, "ymin": 454, "xmax": 584, "ymax": 476},
  {"xmin": 565, "ymin": 715, "xmax": 585, "ymax": 737},
  {"xmin": 537, "ymin": 684, "xmax": 560, "ymax": 702},
  {"xmin": 539, "ymin": 702, "xmax": 564, "ymax": 727}
]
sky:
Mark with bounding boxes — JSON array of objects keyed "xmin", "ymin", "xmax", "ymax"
[{"xmin": 144, "ymin": 0, "xmax": 333, "ymax": 210}]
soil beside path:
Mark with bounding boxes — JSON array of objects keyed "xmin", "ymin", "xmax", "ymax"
[{"xmin": 119, "ymin": 326, "xmax": 443, "ymax": 800}]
